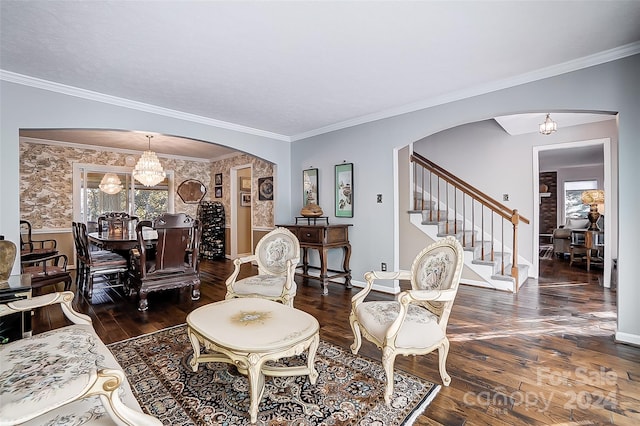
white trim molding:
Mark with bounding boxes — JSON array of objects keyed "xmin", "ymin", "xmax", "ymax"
[
  {"xmin": 615, "ymin": 331, "xmax": 640, "ymax": 347},
  {"xmin": 1, "ymin": 70, "xmax": 290, "ymax": 142}
]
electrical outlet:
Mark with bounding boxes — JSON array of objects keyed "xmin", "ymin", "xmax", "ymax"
[
  {"xmin": 503, "ymin": 193, "xmax": 509, "ymax": 201},
  {"xmin": 381, "ymin": 262, "xmax": 387, "ymax": 271},
  {"xmin": 377, "ymin": 194, "xmax": 383, "ymax": 203}
]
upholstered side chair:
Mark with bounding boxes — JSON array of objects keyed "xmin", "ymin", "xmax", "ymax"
[
  {"xmin": 349, "ymin": 236, "xmax": 464, "ymax": 404},
  {"xmin": 225, "ymin": 227, "xmax": 300, "ymax": 307}
]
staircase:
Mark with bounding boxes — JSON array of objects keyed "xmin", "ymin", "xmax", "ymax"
[{"xmin": 410, "ymin": 153, "xmax": 531, "ymax": 292}]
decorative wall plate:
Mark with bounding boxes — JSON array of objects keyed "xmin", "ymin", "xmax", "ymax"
[
  {"xmin": 258, "ymin": 177, "xmax": 274, "ymax": 200},
  {"xmin": 177, "ymin": 179, "xmax": 207, "ymax": 204}
]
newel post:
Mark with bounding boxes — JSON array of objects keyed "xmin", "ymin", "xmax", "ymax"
[{"xmin": 511, "ymin": 209, "xmax": 520, "ymax": 292}]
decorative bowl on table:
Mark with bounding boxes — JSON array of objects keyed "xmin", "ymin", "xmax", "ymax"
[{"xmin": 301, "ymin": 203, "xmax": 323, "ymax": 217}]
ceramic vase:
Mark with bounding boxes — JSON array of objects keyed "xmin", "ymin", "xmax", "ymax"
[{"xmin": 0, "ymin": 240, "xmax": 17, "ymax": 282}]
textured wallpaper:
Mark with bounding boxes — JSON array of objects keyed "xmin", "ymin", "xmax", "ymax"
[
  {"xmin": 210, "ymin": 153, "xmax": 274, "ymax": 229},
  {"xmin": 20, "ymin": 142, "xmax": 274, "ymax": 230}
]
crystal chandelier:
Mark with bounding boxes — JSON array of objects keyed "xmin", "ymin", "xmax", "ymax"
[
  {"xmin": 133, "ymin": 135, "xmax": 165, "ymax": 187},
  {"xmin": 539, "ymin": 113, "xmax": 557, "ymax": 135},
  {"xmin": 99, "ymin": 173, "xmax": 123, "ymax": 194}
]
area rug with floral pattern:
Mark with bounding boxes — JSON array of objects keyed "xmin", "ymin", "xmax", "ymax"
[{"xmin": 108, "ymin": 324, "xmax": 440, "ymax": 425}]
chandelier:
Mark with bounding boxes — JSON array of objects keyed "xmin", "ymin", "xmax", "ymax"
[
  {"xmin": 99, "ymin": 173, "xmax": 123, "ymax": 194},
  {"xmin": 539, "ymin": 113, "xmax": 557, "ymax": 135},
  {"xmin": 133, "ymin": 135, "xmax": 165, "ymax": 187}
]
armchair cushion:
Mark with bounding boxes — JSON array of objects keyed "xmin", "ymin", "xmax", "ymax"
[
  {"xmin": 231, "ymin": 275, "xmax": 294, "ymax": 298},
  {"xmin": 355, "ymin": 301, "xmax": 443, "ymax": 348}
]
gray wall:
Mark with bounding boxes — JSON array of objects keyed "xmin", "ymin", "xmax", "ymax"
[{"xmin": 291, "ymin": 54, "xmax": 640, "ymax": 345}]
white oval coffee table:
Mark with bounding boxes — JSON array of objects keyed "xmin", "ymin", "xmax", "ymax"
[{"xmin": 186, "ymin": 298, "xmax": 320, "ymax": 424}]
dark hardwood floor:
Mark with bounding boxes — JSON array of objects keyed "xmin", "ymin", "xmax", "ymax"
[{"xmin": 34, "ymin": 255, "xmax": 639, "ymax": 425}]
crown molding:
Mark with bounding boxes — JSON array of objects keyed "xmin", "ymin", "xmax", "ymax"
[
  {"xmin": 1, "ymin": 70, "xmax": 291, "ymax": 143},
  {"xmin": 20, "ymin": 136, "xmax": 213, "ymax": 163},
  {"xmin": 290, "ymin": 41, "xmax": 640, "ymax": 141}
]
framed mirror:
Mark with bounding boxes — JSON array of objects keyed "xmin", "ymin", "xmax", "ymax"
[{"xmin": 177, "ymin": 179, "xmax": 207, "ymax": 204}]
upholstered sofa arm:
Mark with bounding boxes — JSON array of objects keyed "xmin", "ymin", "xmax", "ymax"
[
  {"xmin": 3, "ymin": 291, "xmax": 91, "ymax": 325},
  {"xmin": 0, "ymin": 291, "xmax": 161, "ymax": 426}
]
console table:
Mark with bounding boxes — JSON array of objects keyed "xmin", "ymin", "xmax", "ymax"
[{"xmin": 278, "ymin": 224, "xmax": 352, "ymax": 295}]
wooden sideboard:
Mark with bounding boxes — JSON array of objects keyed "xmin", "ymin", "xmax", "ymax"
[{"xmin": 278, "ymin": 224, "xmax": 352, "ymax": 296}]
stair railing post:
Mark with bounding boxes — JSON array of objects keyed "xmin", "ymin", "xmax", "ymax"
[{"xmin": 511, "ymin": 209, "xmax": 520, "ymax": 292}]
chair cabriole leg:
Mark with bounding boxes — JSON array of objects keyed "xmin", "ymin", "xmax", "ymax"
[{"xmin": 438, "ymin": 338, "xmax": 451, "ymax": 386}]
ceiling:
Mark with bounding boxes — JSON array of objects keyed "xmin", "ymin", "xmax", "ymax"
[
  {"xmin": 538, "ymin": 144, "xmax": 604, "ymax": 171},
  {"xmin": 2, "ymin": 1, "xmax": 640, "ymax": 145}
]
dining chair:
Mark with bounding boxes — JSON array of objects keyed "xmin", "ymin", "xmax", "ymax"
[
  {"xmin": 97, "ymin": 212, "xmax": 139, "ymax": 235},
  {"xmin": 21, "ymin": 252, "xmax": 72, "ymax": 295},
  {"xmin": 225, "ymin": 227, "xmax": 300, "ymax": 307},
  {"xmin": 19, "ymin": 220, "xmax": 58, "ymax": 261},
  {"xmin": 349, "ymin": 236, "xmax": 464, "ymax": 404},
  {"xmin": 73, "ymin": 222, "xmax": 128, "ymax": 299},
  {"xmin": 127, "ymin": 213, "xmax": 201, "ymax": 311}
]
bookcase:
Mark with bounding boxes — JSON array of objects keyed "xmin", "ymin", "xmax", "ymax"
[{"xmin": 197, "ymin": 201, "xmax": 225, "ymax": 260}]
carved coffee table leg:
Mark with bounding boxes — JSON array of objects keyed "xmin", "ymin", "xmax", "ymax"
[
  {"xmin": 187, "ymin": 328, "xmax": 202, "ymax": 372},
  {"xmin": 246, "ymin": 353, "xmax": 266, "ymax": 424}
]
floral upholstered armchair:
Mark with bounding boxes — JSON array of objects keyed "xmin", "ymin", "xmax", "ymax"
[
  {"xmin": 225, "ymin": 227, "xmax": 300, "ymax": 307},
  {"xmin": 349, "ymin": 236, "xmax": 464, "ymax": 404}
]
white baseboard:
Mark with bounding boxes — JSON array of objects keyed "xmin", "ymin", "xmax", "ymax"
[
  {"xmin": 350, "ymin": 279, "xmax": 400, "ymax": 294},
  {"xmin": 615, "ymin": 331, "xmax": 640, "ymax": 347}
]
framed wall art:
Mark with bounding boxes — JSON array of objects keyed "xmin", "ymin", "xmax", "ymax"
[
  {"xmin": 258, "ymin": 176, "xmax": 274, "ymax": 200},
  {"xmin": 303, "ymin": 168, "xmax": 318, "ymax": 206},
  {"xmin": 214, "ymin": 186, "xmax": 222, "ymax": 198},
  {"xmin": 240, "ymin": 192, "xmax": 251, "ymax": 207},
  {"xmin": 214, "ymin": 173, "xmax": 222, "ymax": 186},
  {"xmin": 335, "ymin": 163, "xmax": 353, "ymax": 217},
  {"xmin": 240, "ymin": 176, "xmax": 251, "ymax": 191}
]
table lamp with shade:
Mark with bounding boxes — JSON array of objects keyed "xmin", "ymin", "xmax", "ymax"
[{"xmin": 581, "ymin": 189, "xmax": 604, "ymax": 231}]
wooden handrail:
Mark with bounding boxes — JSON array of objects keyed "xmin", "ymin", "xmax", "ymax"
[
  {"xmin": 411, "ymin": 152, "xmax": 529, "ymax": 291},
  {"xmin": 411, "ymin": 152, "xmax": 530, "ymax": 224}
]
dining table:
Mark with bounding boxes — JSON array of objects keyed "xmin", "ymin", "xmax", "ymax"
[{"xmin": 88, "ymin": 230, "xmax": 158, "ymax": 252}]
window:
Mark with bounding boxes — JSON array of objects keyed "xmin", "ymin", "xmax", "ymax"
[
  {"xmin": 73, "ymin": 164, "xmax": 174, "ymax": 224},
  {"xmin": 564, "ymin": 180, "xmax": 597, "ymax": 220}
]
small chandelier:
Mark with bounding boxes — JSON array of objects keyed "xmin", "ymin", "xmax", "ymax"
[
  {"xmin": 133, "ymin": 135, "xmax": 165, "ymax": 187},
  {"xmin": 539, "ymin": 113, "xmax": 557, "ymax": 135},
  {"xmin": 99, "ymin": 173, "xmax": 123, "ymax": 194}
]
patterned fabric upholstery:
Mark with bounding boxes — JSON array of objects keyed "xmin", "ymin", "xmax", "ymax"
[
  {"xmin": 225, "ymin": 227, "xmax": 300, "ymax": 306},
  {"xmin": 411, "ymin": 245, "xmax": 459, "ymax": 317},
  {"xmin": 356, "ymin": 301, "xmax": 444, "ymax": 348},
  {"xmin": 232, "ymin": 275, "xmax": 294, "ymax": 297}
]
